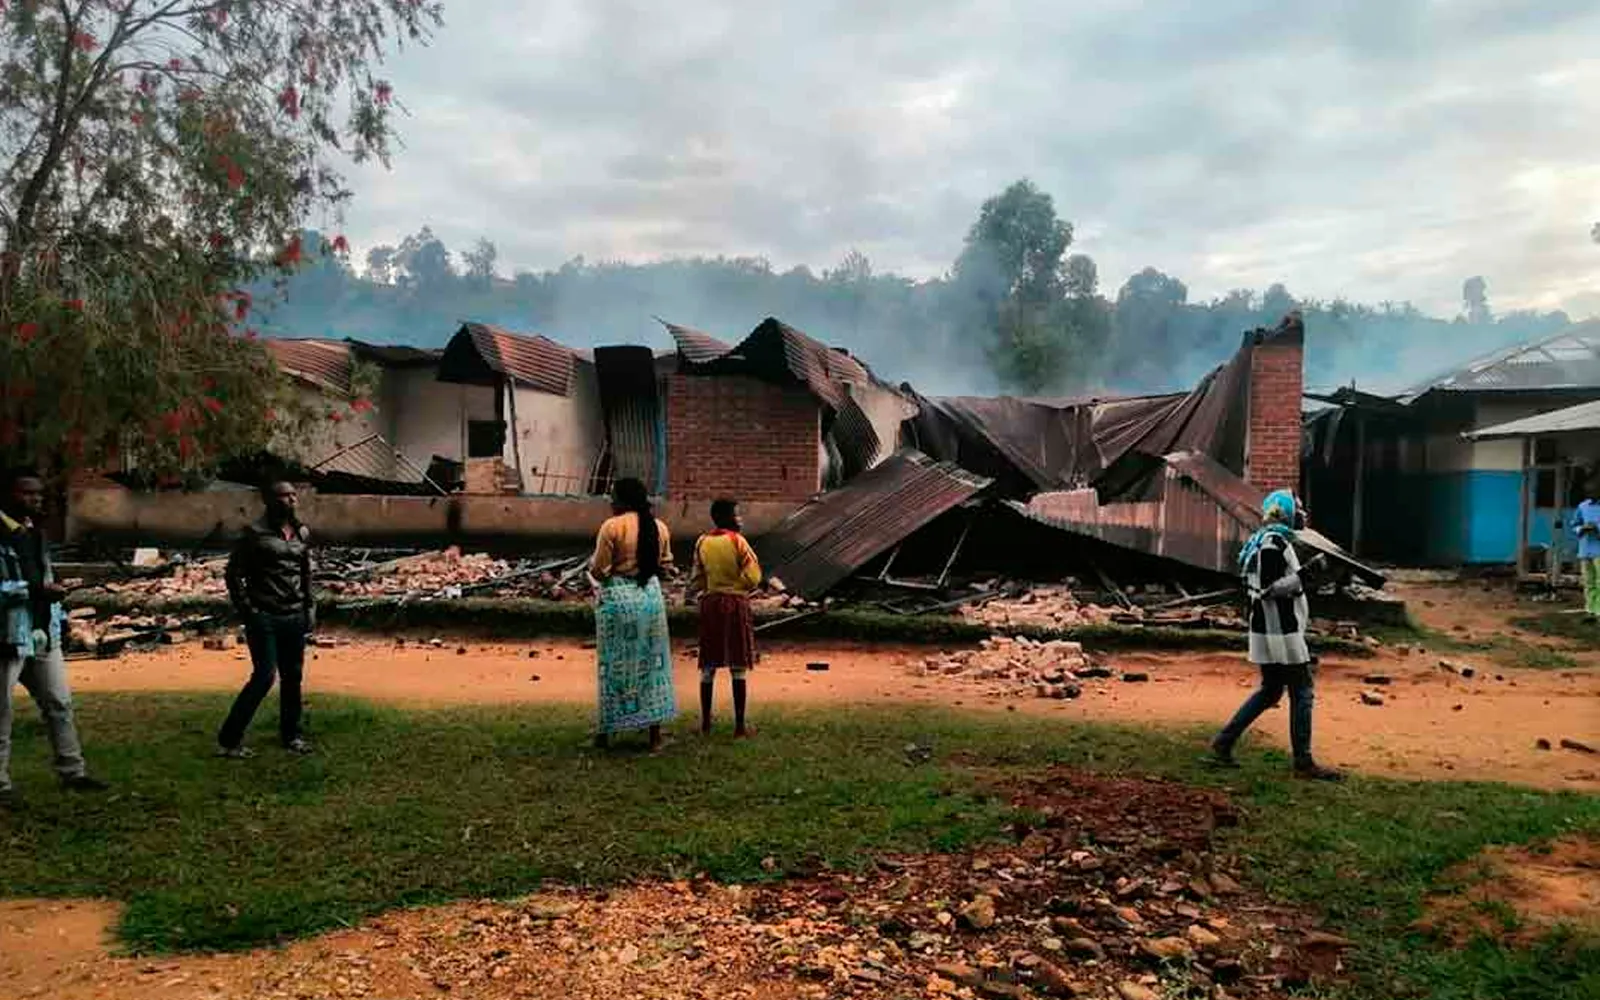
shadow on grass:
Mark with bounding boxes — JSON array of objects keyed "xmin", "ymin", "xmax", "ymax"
[{"xmin": 0, "ymin": 694, "xmax": 1595, "ymax": 1000}]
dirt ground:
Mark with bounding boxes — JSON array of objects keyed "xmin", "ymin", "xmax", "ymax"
[
  {"xmin": 4, "ymin": 769, "xmax": 1332, "ymax": 1000},
  {"xmin": 1416, "ymin": 834, "xmax": 1600, "ymax": 947},
  {"xmin": 65, "ymin": 593, "xmax": 1600, "ymax": 791},
  {"xmin": 5, "ymin": 580, "xmax": 1597, "ymax": 999}
]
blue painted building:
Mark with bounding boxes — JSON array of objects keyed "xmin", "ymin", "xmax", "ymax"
[{"xmin": 1305, "ymin": 321, "xmax": 1600, "ymax": 566}]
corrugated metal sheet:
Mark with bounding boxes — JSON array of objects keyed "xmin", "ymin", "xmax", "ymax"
[
  {"xmin": 760, "ymin": 450, "xmax": 993, "ymax": 599},
  {"xmin": 266, "ymin": 339, "xmax": 353, "ymax": 396},
  {"xmin": 1014, "ymin": 451, "xmax": 1384, "ymax": 584},
  {"xmin": 1406, "ymin": 319, "xmax": 1600, "ymax": 398},
  {"xmin": 830, "ymin": 394, "xmax": 882, "ymax": 480},
  {"xmin": 308, "ymin": 434, "xmax": 422, "ymax": 484},
  {"xmin": 906, "ymin": 333, "xmax": 1253, "ymax": 500},
  {"xmin": 439, "ymin": 322, "xmax": 576, "ymax": 395},
  {"xmin": 1010, "ymin": 467, "xmax": 1253, "ymax": 578},
  {"xmin": 660, "ymin": 321, "xmax": 733, "ymax": 364},
  {"xmin": 593, "ymin": 345, "xmax": 664, "ymax": 494},
  {"xmin": 1466, "ymin": 397, "xmax": 1600, "ymax": 439},
  {"xmin": 347, "ymin": 340, "xmax": 443, "ymax": 368},
  {"xmin": 664, "ymin": 316, "xmax": 906, "ymax": 416}
]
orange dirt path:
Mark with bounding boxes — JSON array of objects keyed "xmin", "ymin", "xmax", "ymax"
[{"xmin": 65, "ymin": 629, "xmax": 1600, "ymax": 791}]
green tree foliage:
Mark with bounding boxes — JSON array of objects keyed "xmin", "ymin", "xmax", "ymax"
[
  {"xmin": 0, "ymin": 0, "xmax": 440, "ymax": 478},
  {"xmin": 950, "ymin": 179, "xmax": 1096, "ymax": 393}
]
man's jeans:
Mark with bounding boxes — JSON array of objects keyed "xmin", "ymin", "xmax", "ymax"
[
  {"xmin": 1215, "ymin": 662, "xmax": 1316, "ymax": 766},
  {"xmin": 218, "ymin": 613, "xmax": 308, "ymax": 749},
  {"xmin": 0, "ymin": 645, "xmax": 88, "ymax": 791}
]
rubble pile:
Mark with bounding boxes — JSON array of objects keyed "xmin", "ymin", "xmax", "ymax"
[
  {"xmin": 327, "ymin": 549, "xmax": 595, "ymax": 603},
  {"xmin": 94, "ymin": 546, "xmax": 823, "ymax": 612},
  {"xmin": 101, "ymin": 559, "xmax": 228, "ymax": 599},
  {"xmin": 62, "ymin": 607, "xmax": 225, "ymax": 656},
  {"xmin": 208, "ymin": 769, "xmax": 1339, "ymax": 1000},
  {"xmin": 960, "ymin": 584, "xmax": 1121, "ymax": 630},
  {"xmin": 911, "ymin": 634, "xmax": 1101, "ymax": 700}
]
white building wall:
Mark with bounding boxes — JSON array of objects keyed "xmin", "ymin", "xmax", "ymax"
[
  {"xmin": 383, "ymin": 368, "xmax": 496, "ymax": 470},
  {"xmin": 503, "ymin": 363, "xmax": 606, "ymax": 494}
]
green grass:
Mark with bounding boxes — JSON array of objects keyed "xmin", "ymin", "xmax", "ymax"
[
  {"xmin": 1, "ymin": 696, "xmax": 1596, "ymax": 1000},
  {"xmin": 1511, "ymin": 610, "xmax": 1600, "ymax": 651},
  {"xmin": 1369, "ymin": 618, "xmax": 1582, "ymax": 671},
  {"xmin": 75, "ymin": 592, "xmax": 1375, "ymax": 656}
]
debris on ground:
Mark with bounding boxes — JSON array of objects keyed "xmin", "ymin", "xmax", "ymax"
[
  {"xmin": 909, "ymin": 635, "xmax": 1107, "ymax": 700},
  {"xmin": 958, "ymin": 583, "xmax": 1120, "ymax": 630},
  {"xmin": 33, "ymin": 768, "xmax": 1336, "ymax": 1000}
]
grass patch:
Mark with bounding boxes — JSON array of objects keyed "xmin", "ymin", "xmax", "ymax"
[
  {"xmin": 1511, "ymin": 611, "xmax": 1600, "ymax": 650},
  {"xmin": 1, "ymin": 696, "xmax": 1596, "ymax": 999},
  {"xmin": 1367, "ymin": 619, "xmax": 1581, "ymax": 671},
  {"xmin": 75, "ymin": 592, "xmax": 1373, "ymax": 656}
]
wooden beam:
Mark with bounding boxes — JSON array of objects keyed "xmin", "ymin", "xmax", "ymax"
[{"xmin": 504, "ymin": 378, "xmax": 526, "ymax": 494}]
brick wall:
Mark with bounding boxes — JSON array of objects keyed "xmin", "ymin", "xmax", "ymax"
[
  {"xmin": 664, "ymin": 373, "xmax": 821, "ymax": 503},
  {"xmin": 1244, "ymin": 328, "xmax": 1304, "ymax": 496}
]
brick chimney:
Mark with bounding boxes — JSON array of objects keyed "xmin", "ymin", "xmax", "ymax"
[{"xmin": 1243, "ymin": 312, "xmax": 1304, "ymax": 496}]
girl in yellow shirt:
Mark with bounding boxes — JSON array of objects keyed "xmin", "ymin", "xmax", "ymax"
[{"xmin": 689, "ymin": 499, "xmax": 762, "ymax": 737}]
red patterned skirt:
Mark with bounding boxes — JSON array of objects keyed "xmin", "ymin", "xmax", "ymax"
[{"xmin": 697, "ymin": 593, "xmax": 756, "ymax": 669}]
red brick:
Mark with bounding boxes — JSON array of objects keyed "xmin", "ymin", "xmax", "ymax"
[
  {"xmin": 1245, "ymin": 340, "xmax": 1303, "ymax": 495},
  {"xmin": 665, "ymin": 373, "xmax": 821, "ymax": 502}
]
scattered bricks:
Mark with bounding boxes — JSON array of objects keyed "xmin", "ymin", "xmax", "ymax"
[
  {"xmin": 1359, "ymin": 691, "xmax": 1385, "ymax": 706},
  {"xmin": 805, "ymin": 662, "xmax": 830, "ymax": 672},
  {"xmin": 1536, "ymin": 739, "xmax": 1553, "ymax": 751},
  {"xmin": 1560, "ymin": 739, "xmax": 1597, "ymax": 755},
  {"xmin": 1120, "ymin": 672, "xmax": 1151, "ymax": 684},
  {"xmin": 1361, "ymin": 674, "xmax": 1391, "ymax": 686},
  {"xmin": 202, "ymin": 634, "xmax": 236, "ymax": 651}
]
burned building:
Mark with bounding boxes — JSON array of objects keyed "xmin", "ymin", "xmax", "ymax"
[{"xmin": 72, "ymin": 312, "xmax": 1339, "ymax": 595}]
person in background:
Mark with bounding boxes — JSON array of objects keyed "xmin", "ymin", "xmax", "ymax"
[
  {"xmin": 0, "ymin": 469, "xmax": 107, "ymax": 808},
  {"xmin": 1207, "ymin": 489, "xmax": 1343, "ymax": 781},
  {"xmin": 589, "ymin": 477, "xmax": 676, "ymax": 752},
  {"xmin": 689, "ymin": 498, "xmax": 762, "ymax": 737},
  {"xmin": 1572, "ymin": 475, "xmax": 1600, "ymax": 622},
  {"xmin": 219, "ymin": 480, "xmax": 315, "ymax": 758}
]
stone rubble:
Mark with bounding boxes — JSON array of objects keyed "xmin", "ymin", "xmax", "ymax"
[{"xmin": 908, "ymin": 634, "xmax": 1150, "ymax": 701}]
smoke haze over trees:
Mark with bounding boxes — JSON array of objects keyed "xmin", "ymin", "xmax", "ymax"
[{"xmin": 252, "ymin": 179, "xmax": 1579, "ymax": 399}]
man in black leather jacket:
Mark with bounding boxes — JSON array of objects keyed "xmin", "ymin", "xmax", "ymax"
[{"xmin": 219, "ymin": 480, "xmax": 315, "ymax": 757}]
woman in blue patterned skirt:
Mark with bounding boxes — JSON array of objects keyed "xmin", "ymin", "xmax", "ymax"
[{"xmin": 588, "ymin": 478, "xmax": 676, "ymax": 751}]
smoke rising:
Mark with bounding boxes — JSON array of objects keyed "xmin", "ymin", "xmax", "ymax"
[{"xmin": 252, "ymin": 231, "xmax": 1581, "ymax": 400}]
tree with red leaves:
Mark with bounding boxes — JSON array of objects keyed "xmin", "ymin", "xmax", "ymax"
[{"xmin": 0, "ymin": 0, "xmax": 442, "ymax": 479}]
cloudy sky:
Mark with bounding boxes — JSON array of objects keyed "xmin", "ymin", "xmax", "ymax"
[{"xmin": 337, "ymin": 0, "xmax": 1600, "ymax": 318}]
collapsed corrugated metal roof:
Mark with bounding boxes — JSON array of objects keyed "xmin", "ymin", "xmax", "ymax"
[
  {"xmin": 905, "ymin": 332, "xmax": 1253, "ymax": 500},
  {"xmin": 660, "ymin": 316, "xmax": 915, "ymax": 483},
  {"xmin": 663, "ymin": 316, "xmax": 902, "ymax": 412},
  {"xmin": 347, "ymin": 340, "xmax": 444, "ymax": 368},
  {"xmin": 265, "ymin": 339, "xmax": 354, "ymax": 396},
  {"xmin": 1013, "ymin": 451, "xmax": 1384, "ymax": 586},
  {"xmin": 309, "ymin": 434, "xmax": 423, "ymax": 484},
  {"xmin": 659, "ymin": 320, "xmax": 733, "ymax": 365},
  {"xmin": 760, "ymin": 450, "xmax": 993, "ymax": 599},
  {"xmin": 438, "ymin": 322, "xmax": 578, "ymax": 395}
]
